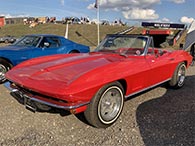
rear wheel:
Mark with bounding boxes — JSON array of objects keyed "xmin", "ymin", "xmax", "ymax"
[
  {"xmin": 84, "ymin": 81, "xmax": 124, "ymax": 128},
  {"xmin": 0, "ymin": 59, "xmax": 12, "ymax": 83},
  {"xmin": 169, "ymin": 62, "xmax": 186, "ymax": 89}
]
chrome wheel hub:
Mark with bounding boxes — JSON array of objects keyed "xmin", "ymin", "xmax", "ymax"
[
  {"xmin": 178, "ymin": 65, "xmax": 185, "ymax": 86},
  {"xmin": 98, "ymin": 86, "xmax": 123, "ymax": 124},
  {"xmin": 0, "ymin": 64, "xmax": 7, "ymax": 82}
]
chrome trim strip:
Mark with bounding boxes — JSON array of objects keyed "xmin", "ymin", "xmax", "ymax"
[
  {"xmin": 27, "ymin": 96, "xmax": 90, "ymax": 110},
  {"xmin": 125, "ymin": 78, "xmax": 171, "ymax": 99}
]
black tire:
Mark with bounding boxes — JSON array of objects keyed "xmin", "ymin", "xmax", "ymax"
[
  {"xmin": 169, "ymin": 62, "xmax": 186, "ymax": 89},
  {"xmin": 0, "ymin": 59, "xmax": 12, "ymax": 83},
  {"xmin": 84, "ymin": 81, "xmax": 124, "ymax": 128}
]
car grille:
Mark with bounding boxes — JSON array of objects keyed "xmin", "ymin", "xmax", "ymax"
[{"xmin": 13, "ymin": 83, "xmax": 68, "ymax": 104}]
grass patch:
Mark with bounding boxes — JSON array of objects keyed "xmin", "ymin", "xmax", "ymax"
[{"xmin": 0, "ymin": 23, "xmax": 129, "ymax": 48}]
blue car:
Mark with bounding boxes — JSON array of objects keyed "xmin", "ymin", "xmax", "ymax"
[{"xmin": 0, "ymin": 34, "xmax": 90, "ymax": 83}]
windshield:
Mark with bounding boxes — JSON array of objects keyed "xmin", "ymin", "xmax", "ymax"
[
  {"xmin": 95, "ymin": 35, "xmax": 148, "ymax": 56},
  {"xmin": 13, "ymin": 36, "xmax": 41, "ymax": 47}
]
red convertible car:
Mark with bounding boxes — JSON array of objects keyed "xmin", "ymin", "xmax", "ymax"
[{"xmin": 5, "ymin": 34, "xmax": 192, "ymax": 128}]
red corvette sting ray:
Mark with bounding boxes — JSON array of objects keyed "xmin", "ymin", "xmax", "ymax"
[{"xmin": 5, "ymin": 34, "xmax": 193, "ymax": 128}]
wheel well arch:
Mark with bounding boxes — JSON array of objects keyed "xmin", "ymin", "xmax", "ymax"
[
  {"xmin": 69, "ymin": 50, "xmax": 80, "ymax": 53},
  {"xmin": 117, "ymin": 79, "xmax": 127, "ymax": 95},
  {"xmin": 184, "ymin": 60, "xmax": 187, "ymax": 66},
  {"xmin": 0, "ymin": 57, "xmax": 13, "ymax": 67},
  {"xmin": 183, "ymin": 60, "xmax": 189, "ymax": 67}
]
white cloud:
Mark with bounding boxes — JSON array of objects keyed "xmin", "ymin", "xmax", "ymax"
[
  {"xmin": 87, "ymin": 3, "xmax": 95, "ymax": 9},
  {"xmin": 162, "ymin": 17, "xmax": 170, "ymax": 22},
  {"xmin": 122, "ymin": 8, "xmax": 159, "ymax": 20},
  {"xmin": 169, "ymin": 0, "xmax": 185, "ymax": 4},
  {"xmin": 88, "ymin": 0, "xmax": 160, "ymax": 9},
  {"xmin": 87, "ymin": 0, "xmax": 160, "ymax": 20},
  {"xmin": 180, "ymin": 16, "xmax": 194, "ymax": 24},
  {"xmin": 0, "ymin": 13, "xmax": 29, "ymax": 18}
]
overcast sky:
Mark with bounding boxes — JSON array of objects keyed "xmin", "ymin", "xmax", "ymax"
[{"xmin": 0, "ymin": 0, "xmax": 194, "ymax": 25}]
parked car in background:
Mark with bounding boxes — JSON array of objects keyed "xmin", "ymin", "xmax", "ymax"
[
  {"xmin": 0, "ymin": 35, "xmax": 16, "ymax": 43},
  {"xmin": 5, "ymin": 34, "xmax": 192, "ymax": 128},
  {"xmin": 101, "ymin": 20, "xmax": 110, "ymax": 25},
  {"xmin": 0, "ymin": 34, "xmax": 89, "ymax": 83},
  {"xmin": 63, "ymin": 17, "xmax": 82, "ymax": 24}
]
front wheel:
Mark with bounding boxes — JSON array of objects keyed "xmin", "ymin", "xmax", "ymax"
[
  {"xmin": 169, "ymin": 62, "xmax": 186, "ymax": 89},
  {"xmin": 84, "ymin": 81, "xmax": 124, "ymax": 128},
  {"xmin": 0, "ymin": 59, "xmax": 12, "ymax": 83}
]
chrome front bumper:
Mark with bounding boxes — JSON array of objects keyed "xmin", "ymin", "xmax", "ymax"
[{"xmin": 4, "ymin": 82, "xmax": 89, "ymax": 112}]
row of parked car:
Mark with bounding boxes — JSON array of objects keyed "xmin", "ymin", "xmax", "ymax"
[{"xmin": 0, "ymin": 35, "xmax": 16, "ymax": 44}]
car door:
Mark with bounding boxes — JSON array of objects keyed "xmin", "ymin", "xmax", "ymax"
[
  {"xmin": 125, "ymin": 56, "xmax": 152, "ymax": 95},
  {"xmin": 145, "ymin": 43, "xmax": 174, "ymax": 86},
  {"xmin": 31, "ymin": 36, "xmax": 62, "ymax": 58},
  {"xmin": 146, "ymin": 54, "xmax": 172, "ymax": 85}
]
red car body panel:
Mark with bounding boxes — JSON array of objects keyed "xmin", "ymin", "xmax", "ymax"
[{"xmin": 5, "ymin": 35, "xmax": 193, "ymax": 114}]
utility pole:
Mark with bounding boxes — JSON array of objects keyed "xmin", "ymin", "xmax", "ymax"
[{"xmin": 95, "ymin": 0, "xmax": 100, "ymax": 45}]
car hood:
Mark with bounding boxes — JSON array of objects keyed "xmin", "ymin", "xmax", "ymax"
[{"xmin": 6, "ymin": 53, "xmax": 128, "ymax": 94}]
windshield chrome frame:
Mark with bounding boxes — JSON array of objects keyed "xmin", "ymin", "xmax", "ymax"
[{"xmin": 94, "ymin": 34, "xmax": 153, "ymax": 56}]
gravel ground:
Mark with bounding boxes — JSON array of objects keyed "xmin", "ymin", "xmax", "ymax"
[{"xmin": 0, "ymin": 65, "xmax": 195, "ymax": 146}]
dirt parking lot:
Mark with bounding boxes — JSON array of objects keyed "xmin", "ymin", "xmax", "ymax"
[{"xmin": 0, "ymin": 65, "xmax": 195, "ymax": 146}]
